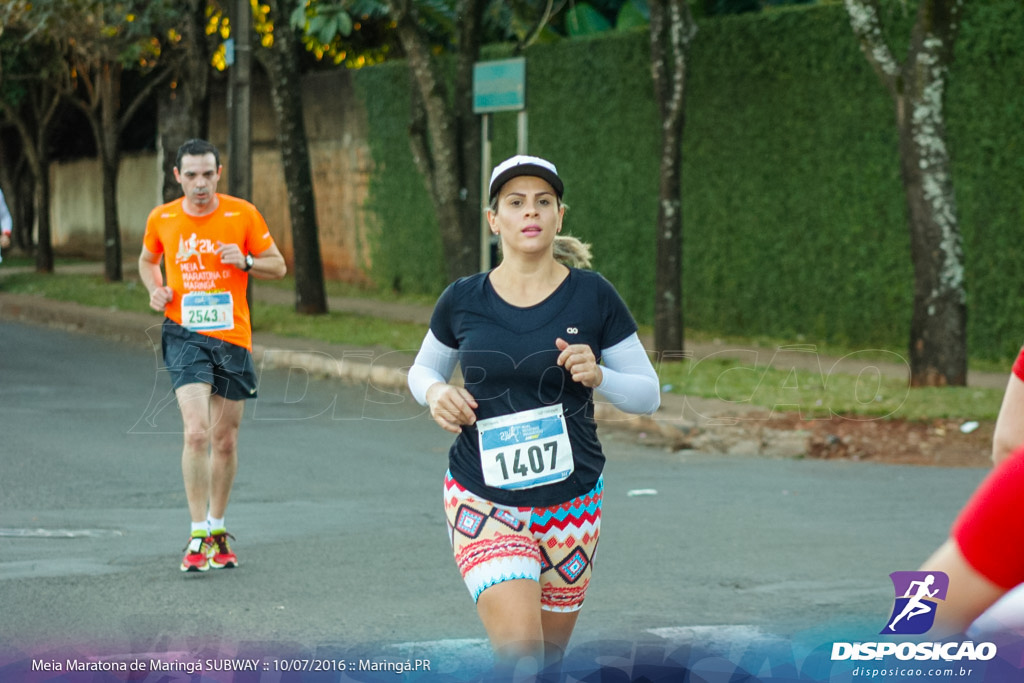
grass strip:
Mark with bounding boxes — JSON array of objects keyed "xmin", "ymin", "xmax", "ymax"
[{"xmin": 0, "ymin": 270, "xmax": 1003, "ymax": 421}]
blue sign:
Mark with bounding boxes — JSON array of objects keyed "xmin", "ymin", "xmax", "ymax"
[{"xmin": 473, "ymin": 58, "xmax": 526, "ymax": 113}]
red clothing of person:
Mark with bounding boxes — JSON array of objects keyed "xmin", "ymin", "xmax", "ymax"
[
  {"xmin": 1012, "ymin": 347, "xmax": 1024, "ymax": 382},
  {"xmin": 952, "ymin": 447, "xmax": 1024, "ymax": 590},
  {"xmin": 143, "ymin": 194, "xmax": 275, "ymax": 351}
]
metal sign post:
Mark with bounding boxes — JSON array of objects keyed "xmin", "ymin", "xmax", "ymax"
[{"xmin": 473, "ymin": 57, "xmax": 527, "ymax": 271}]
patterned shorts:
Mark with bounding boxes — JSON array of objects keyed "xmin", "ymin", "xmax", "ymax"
[{"xmin": 443, "ymin": 471, "xmax": 603, "ymax": 613}]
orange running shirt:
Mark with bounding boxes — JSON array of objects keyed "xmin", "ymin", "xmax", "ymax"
[{"xmin": 143, "ymin": 194, "xmax": 276, "ymax": 351}]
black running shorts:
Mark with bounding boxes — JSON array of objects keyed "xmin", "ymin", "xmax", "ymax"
[{"xmin": 161, "ymin": 318, "xmax": 258, "ymax": 400}]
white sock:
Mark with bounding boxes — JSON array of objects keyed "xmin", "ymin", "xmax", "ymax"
[
  {"xmin": 208, "ymin": 516, "xmax": 226, "ymax": 534},
  {"xmin": 190, "ymin": 521, "xmax": 209, "ymax": 537}
]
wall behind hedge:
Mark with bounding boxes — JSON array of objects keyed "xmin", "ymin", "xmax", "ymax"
[{"xmin": 353, "ymin": 0, "xmax": 1024, "ymax": 362}]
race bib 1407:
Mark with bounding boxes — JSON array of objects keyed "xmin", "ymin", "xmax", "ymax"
[{"xmin": 477, "ymin": 404, "xmax": 574, "ymax": 491}]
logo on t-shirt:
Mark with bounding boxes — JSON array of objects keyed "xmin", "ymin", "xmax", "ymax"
[
  {"xmin": 881, "ymin": 571, "xmax": 948, "ymax": 635},
  {"xmin": 176, "ymin": 233, "xmax": 212, "ymax": 270}
]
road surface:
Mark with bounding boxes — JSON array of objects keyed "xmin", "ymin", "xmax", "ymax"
[{"xmin": 0, "ymin": 321, "xmax": 1006, "ymax": 681}]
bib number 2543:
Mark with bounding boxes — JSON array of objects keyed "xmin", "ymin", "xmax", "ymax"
[
  {"xmin": 477, "ymin": 404, "xmax": 573, "ymax": 491},
  {"xmin": 181, "ymin": 292, "xmax": 234, "ymax": 332}
]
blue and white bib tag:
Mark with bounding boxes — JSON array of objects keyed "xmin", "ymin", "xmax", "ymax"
[
  {"xmin": 181, "ymin": 292, "xmax": 234, "ymax": 331},
  {"xmin": 477, "ymin": 404, "xmax": 574, "ymax": 490}
]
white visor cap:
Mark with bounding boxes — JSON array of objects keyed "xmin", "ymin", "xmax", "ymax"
[{"xmin": 488, "ymin": 155, "xmax": 564, "ymax": 203}]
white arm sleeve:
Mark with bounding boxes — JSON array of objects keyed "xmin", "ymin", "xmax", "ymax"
[
  {"xmin": 0, "ymin": 191, "xmax": 11, "ymax": 235},
  {"xmin": 407, "ymin": 330, "xmax": 459, "ymax": 406},
  {"xmin": 596, "ymin": 333, "xmax": 661, "ymax": 415}
]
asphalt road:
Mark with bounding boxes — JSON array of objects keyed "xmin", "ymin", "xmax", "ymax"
[{"xmin": 0, "ymin": 321, "xmax": 1004, "ymax": 680}]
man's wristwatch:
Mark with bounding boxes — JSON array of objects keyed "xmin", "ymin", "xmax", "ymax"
[{"xmin": 242, "ymin": 254, "xmax": 254, "ymax": 272}]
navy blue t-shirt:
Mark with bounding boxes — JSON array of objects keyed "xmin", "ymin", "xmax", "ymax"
[{"xmin": 431, "ymin": 268, "xmax": 638, "ymax": 506}]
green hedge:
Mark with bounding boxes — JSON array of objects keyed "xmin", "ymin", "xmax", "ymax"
[
  {"xmin": 353, "ymin": 0, "xmax": 1024, "ymax": 362},
  {"xmin": 353, "ymin": 61, "xmax": 447, "ymax": 295},
  {"xmin": 948, "ymin": 0, "xmax": 1024, "ymax": 362},
  {"xmin": 680, "ymin": 6, "xmax": 910, "ymax": 349}
]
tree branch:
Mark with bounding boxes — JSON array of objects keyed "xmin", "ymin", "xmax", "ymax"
[
  {"xmin": 0, "ymin": 100, "xmax": 40, "ymax": 173},
  {"xmin": 650, "ymin": 0, "xmax": 668, "ymax": 118},
  {"xmin": 515, "ymin": 0, "xmax": 566, "ymax": 53},
  {"xmin": 843, "ymin": 0, "xmax": 902, "ymax": 99},
  {"xmin": 117, "ymin": 65, "xmax": 172, "ymax": 135},
  {"xmin": 407, "ymin": 83, "xmax": 435, "ymax": 191}
]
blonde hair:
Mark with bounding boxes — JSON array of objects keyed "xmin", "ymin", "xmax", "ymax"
[{"xmin": 553, "ymin": 235, "xmax": 592, "ymax": 269}]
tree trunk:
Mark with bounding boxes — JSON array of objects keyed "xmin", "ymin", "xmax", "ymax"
[
  {"xmin": 452, "ymin": 0, "xmax": 484, "ymax": 277},
  {"xmin": 158, "ymin": 0, "xmax": 210, "ymax": 203},
  {"xmin": 32, "ymin": 115, "xmax": 56, "ymax": 272},
  {"xmin": 387, "ymin": 0, "xmax": 482, "ymax": 282},
  {"xmin": 99, "ymin": 63, "xmax": 123, "ymax": 282},
  {"xmin": 35, "ymin": 94, "xmax": 58, "ymax": 271},
  {"xmin": 2, "ymin": 84, "xmax": 60, "ymax": 271},
  {"xmin": 649, "ymin": 0, "xmax": 696, "ymax": 356},
  {"xmin": 63, "ymin": 48, "xmax": 168, "ymax": 283},
  {"xmin": 4, "ymin": 154, "xmax": 33, "ymax": 254},
  {"xmin": 16, "ymin": 169, "xmax": 35, "ymax": 255},
  {"xmin": 100, "ymin": 150, "xmax": 122, "ymax": 281},
  {"xmin": 261, "ymin": 5, "xmax": 328, "ymax": 315},
  {"xmin": 844, "ymin": 0, "xmax": 965, "ymax": 386},
  {"xmin": 897, "ymin": 67, "xmax": 966, "ymax": 385},
  {"xmin": 158, "ymin": 89, "xmax": 196, "ymax": 203},
  {"xmin": 653, "ymin": 139, "xmax": 684, "ymax": 355},
  {"xmin": 34, "ymin": 159, "xmax": 54, "ymax": 273}
]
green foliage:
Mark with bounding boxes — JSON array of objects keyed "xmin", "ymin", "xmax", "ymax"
[
  {"xmin": 351, "ymin": 61, "xmax": 448, "ymax": 296},
  {"xmin": 352, "ymin": 0, "xmax": 1024, "ymax": 363},
  {"xmin": 946, "ymin": 0, "xmax": 1024, "ymax": 362},
  {"xmin": 0, "ymin": 25, "xmax": 36, "ymax": 107},
  {"xmin": 526, "ymin": 34, "xmax": 661, "ymax": 319},
  {"xmin": 678, "ymin": 4, "xmax": 911, "ymax": 352},
  {"xmin": 0, "ymin": 273, "xmax": 153, "ymax": 314},
  {"xmin": 566, "ymin": 3, "xmax": 613, "ymax": 36},
  {"xmin": 290, "ymin": 2, "xmax": 355, "ymax": 43},
  {"xmin": 273, "ymin": 0, "xmax": 392, "ymax": 67},
  {"xmin": 55, "ymin": 0, "xmax": 178, "ymax": 66},
  {"xmin": 251, "ymin": 300, "xmax": 428, "ymax": 350},
  {"xmin": 656, "ymin": 356, "xmax": 1004, "ymax": 420},
  {"xmin": 709, "ymin": 0, "xmax": 761, "ymax": 15},
  {"xmin": 615, "ymin": 1, "xmax": 650, "ymax": 31},
  {"xmin": 0, "ymin": 271, "xmax": 429, "ymax": 349}
]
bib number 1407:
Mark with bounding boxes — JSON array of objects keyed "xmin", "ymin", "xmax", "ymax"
[
  {"xmin": 493, "ymin": 441, "xmax": 559, "ymax": 480},
  {"xmin": 477, "ymin": 404, "xmax": 574, "ymax": 491}
]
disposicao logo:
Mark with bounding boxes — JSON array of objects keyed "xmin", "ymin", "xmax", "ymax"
[
  {"xmin": 830, "ymin": 570, "xmax": 998, "ymax": 664},
  {"xmin": 882, "ymin": 571, "xmax": 948, "ymax": 635}
]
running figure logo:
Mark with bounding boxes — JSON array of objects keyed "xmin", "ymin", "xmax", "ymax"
[
  {"xmin": 882, "ymin": 571, "xmax": 949, "ymax": 635},
  {"xmin": 176, "ymin": 233, "xmax": 206, "ymax": 269}
]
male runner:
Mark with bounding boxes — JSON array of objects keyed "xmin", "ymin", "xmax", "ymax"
[{"xmin": 139, "ymin": 138, "xmax": 286, "ymax": 572}]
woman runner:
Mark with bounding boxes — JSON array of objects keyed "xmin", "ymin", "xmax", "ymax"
[{"xmin": 408, "ymin": 155, "xmax": 661, "ymax": 676}]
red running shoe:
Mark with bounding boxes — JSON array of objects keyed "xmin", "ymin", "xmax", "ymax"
[
  {"xmin": 181, "ymin": 535, "xmax": 212, "ymax": 572},
  {"xmin": 208, "ymin": 531, "xmax": 238, "ymax": 569}
]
